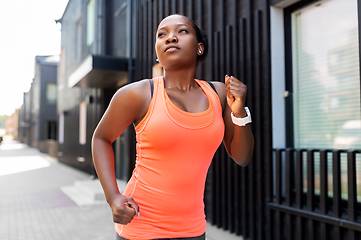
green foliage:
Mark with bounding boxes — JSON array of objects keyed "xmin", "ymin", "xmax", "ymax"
[{"xmin": 0, "ymin": 115, "xmax": 9, "ymax": 129}]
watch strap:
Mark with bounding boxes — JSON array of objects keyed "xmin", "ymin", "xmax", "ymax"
[{"xmin": 231, "ymin": 107, "xmax": 252, "ymax": 126}]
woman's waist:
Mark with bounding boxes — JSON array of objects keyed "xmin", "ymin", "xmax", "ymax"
[
  {"xmin": 116, "ymin": 212, "xmax": 207, "ymax": 239},
  {"xmin": 124, "ymin": 176, "xmax": 205, "ymax": 216}
]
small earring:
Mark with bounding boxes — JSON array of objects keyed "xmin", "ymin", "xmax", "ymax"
[
  {"xmin": 198, "ymin": 51, "xmax": 202, "ymax": 54},
  {"xmin": 156, "ymin": 58, "xmax": 159, "ymax": 62}
]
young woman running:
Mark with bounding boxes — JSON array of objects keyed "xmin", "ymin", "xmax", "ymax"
[{"xmin": 92, "ymin": 14, "xmax": 254, "ymax": 240}]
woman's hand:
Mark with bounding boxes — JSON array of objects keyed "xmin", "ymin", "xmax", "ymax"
[
  {"xmin": 222, "ymin": 74, "xmax": 254, "ymax": 166},
  {"xmin": 109, "ymin": 193, "xmax": 140, "ymax": 225},
  {"xmin": 224, "ymin": 75, "xmax": 247, "ymax": 118}
]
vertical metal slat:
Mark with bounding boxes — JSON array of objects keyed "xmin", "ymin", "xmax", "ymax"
[
  {"xmin": 188, "ymin": 0, "xmax": 194, "ymax": 20},
  {"xmin": 241, "ymin": 164, "xmax": 248, "ymax": 237},
  {"xmin": 246, "ymin": 0, "xmax": 254, "ymax": 238},
  {"xmin": 230, "ymin": 1, "xmax": 240, "ymax": 234},
  {"xmin": 261, "ymin": 0, "xmax": 273, "ymax": 238},
  {"xmin": 147, "ymin": 0, "xmax": 152, "ymax": 77},
  {"xmin": 347, "ymin": 149, "xmax": 358, "ymax": 240},
  {"xmin": 225, "ymin": 24, "xmax": 235, "ymax": 233},
  {"xmin": 196, "ymin": 0, "xmax": 203, "ymax": 28},
  {"xmin": 347, "ymin": 150, "xmax": 357, "ymax": 222},
  {"xmin": 333, "ymin": 150, "xmax": 342, "ymax": 239},
  {"xmin": 275, "ymin": 149, "xmax": 282, "ymax": 205},
  {"xmin": 158, "ymin": 0, "xmax": 163, "ymax": 21},
  {"xmin": 255, "ymin": 10, "xmax": 265, "ymax": 240},
  {"xmin": 213, "ymin": 31, "xmax": 221, "ymax": 228},
  {"xmin": 286, "ymin": 149, "xmax": 295, "ymax": 239},
  {"xmin": 275, "ymin": 149, "xmax": 282, "ymax": 240},
  {"xmin": 143, "ymin": 2, "xmax": 147, "ymax": 78},
  {"xmin": 320, "ymin": 150, "xmax": 328, "ymax": 240},
  {"xmin": 239, "ymin": 18, "xmax": 248, "ymax": 237},
  {"xmin": 307, "ymin": 150, "xmax": 315, "ymax": 240},
  {"xmin": 152, "ymin": 0, "xmax": 158, "ymax": 65},
  {"xmin": 307, "ymin": 150, "xmax": 315, "ymax": 212},
  {"xmin": 171, "ymin": 0, "xmax": 177, "ymax": 14},
  {"xmin": 164, "ymin": 0, "xmax": 169, "ymax": 16},
  {"xmin": 220, "ymin": 146, "xmax": 227, "ymax": 229},
  {"xmin": 232, "ymin": 0, "xmax": 238, "ymax": 78},
  {"xmin": 295, "ymin": 150, "xmax": 304, "ymax": 240},
  {"xmin": 179, "ymin": 0, "xmax": 185, "ymax": 15},
  {"xmin": 285, "ymin": 149, "xmax": 294, "ymax": 206}
]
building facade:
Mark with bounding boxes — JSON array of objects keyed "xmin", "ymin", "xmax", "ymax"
[
  {"xmin": 56, "ymin": 0, "xmax": 132, "ymax": 175},
  {"xmin": 19, "ymin": 56, "xmax": 59, "ymax": 157},
  {"xmin": 7, "ymin": 110, "xmax": 19, "ymax": 140},
  {"xmin": 19, "ymin": 90, "xmax": 32, "ymax": 145},
  {"xmin": 57, "ymin": 0, "xmax": 361, "ymax": 239}
]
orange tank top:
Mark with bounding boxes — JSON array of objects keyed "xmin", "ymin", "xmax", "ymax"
[{"xmin": 116, "ymin": 77, "xmax": 224, "ymax": 239}]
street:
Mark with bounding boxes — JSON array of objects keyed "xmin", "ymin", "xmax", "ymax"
[
  {"xmin": 0, "ymin": 136, "xmax": 115, "ymax": 240},
  {"xmin": 0, "ymin": 136, "xmax": 242, "ymax": 240}
]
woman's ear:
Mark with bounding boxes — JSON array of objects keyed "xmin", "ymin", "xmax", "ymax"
[{"xmin": 197, "ymin": 43, "xmax": 204, "ymax": 55}]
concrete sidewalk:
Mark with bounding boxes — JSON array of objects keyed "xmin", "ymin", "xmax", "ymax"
[{"xmin": 0, "ymin": 136, "xmax": 243, "ymax": 240}]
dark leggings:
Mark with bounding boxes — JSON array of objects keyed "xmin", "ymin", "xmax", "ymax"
[{"xmin": 116, "ymin": 232, "xmax": 206, "ymax": 240}]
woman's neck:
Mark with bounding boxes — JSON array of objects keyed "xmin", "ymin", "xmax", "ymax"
[{"xmin": 163, "ymin": 68, "xmax": 197, "ymax": 91}]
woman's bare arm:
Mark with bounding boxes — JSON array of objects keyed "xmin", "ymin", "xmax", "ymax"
[
  {"xmin": 213, "ymin": 77, "xmax": 254, "ymax": 167},
  {"xmin": 91, "ymin": 80, "xmax": 151, "ymax": 224}
]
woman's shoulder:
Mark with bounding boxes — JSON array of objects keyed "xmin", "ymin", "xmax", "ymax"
[
  {"xmin": 209, "ymin": 81, "xmax": 225, "ymax": 89},
  {"xmin": 207, "ymin": 81, "xmax": 225, "ymax": 97},
  {"xmin": 205, "ymin": 80, "xmax": 226, "ymax": 109},
  {"xmin": 113, "ymin": 79, "xmax": 152, "ymax": 100},
  {"xmin": 111, "ymin": 79, "xmax": 153, "ymax": 109}
]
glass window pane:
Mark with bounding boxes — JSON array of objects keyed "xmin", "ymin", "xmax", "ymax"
[
  {"xmin": 87, "ymin": 0, "xmax": 95, "ymax": 46},
  {"xmin": 292, "ymin": 0, "xmax": 361, "ymax": 201},
  {"xmin": 46, "ymin": 83, "xmax": 57, "ymax": 105},
  {"xmin": 292, "ymin": 0, "xmax": 360, "ymax": 150}
]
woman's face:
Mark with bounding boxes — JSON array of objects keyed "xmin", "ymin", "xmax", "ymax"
[{"xmin": 155, "ymin": 15, "xmax": 203, "ymax": 69}]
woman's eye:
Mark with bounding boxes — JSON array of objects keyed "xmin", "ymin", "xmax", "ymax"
[
  {"xmin": 157, "ymin": 32, "xmax": 165, "ymax": 37},
  {"xmin": 179, "ymin": 29, "xmax": 188, "ymax": 33}
]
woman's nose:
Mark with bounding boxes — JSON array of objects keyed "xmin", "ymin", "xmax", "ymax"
[{"xmin": 166, "ymin": 34, "xmax": 177, "ymax": 43}]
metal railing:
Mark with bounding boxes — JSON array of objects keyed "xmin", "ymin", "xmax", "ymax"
[{"xmin": 269, "ymin": 148, "xmax": 361, "ymax": 240}]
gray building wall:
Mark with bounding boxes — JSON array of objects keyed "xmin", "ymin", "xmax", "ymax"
[
  {"xmin": 56, "ymin": 0, "xmax": 126, "ymax": 174},
  {"xmin": 19, "ymin": 91, "xmax": 32, "ymax": 145},
  {"xmin": 32, "ymin": 56, "xmax": 58, "ymax": 147},
  {"xmin": 19, "ymin": 56, "xmax": 59, "ymax": 154},
  {"xmin": 106, "ymin": 0, "xmax": 129, "ymax": 57}
]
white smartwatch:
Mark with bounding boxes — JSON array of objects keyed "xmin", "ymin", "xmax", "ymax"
[{"xmin": 231, "ymin": 107, "xmax": 252, "ymax": 126}]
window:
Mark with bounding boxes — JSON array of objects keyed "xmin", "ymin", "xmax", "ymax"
[
  {"xmin": 87, "ymin": 0, "xmax": 95, "ymax": 46},
  {"xmin": 291, "ymin": 0, "xmax": 361, "ymax": 200},
  {"xmin": 46, "ymin": 121, "xmax": 57, "ymax": 140},
  {"xmin": 46, "ymin": 83, "xmax": 57, "ymax": 105}
]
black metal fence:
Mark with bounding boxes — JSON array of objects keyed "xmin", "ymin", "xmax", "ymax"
[{"xmin": 269, "ymin": 149, "xmax": 361, "ymax": 240}]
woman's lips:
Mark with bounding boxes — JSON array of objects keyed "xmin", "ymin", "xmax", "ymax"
[{"xmin": 164, "ymin": 46, "xmax": 180, "ymax": 52}]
